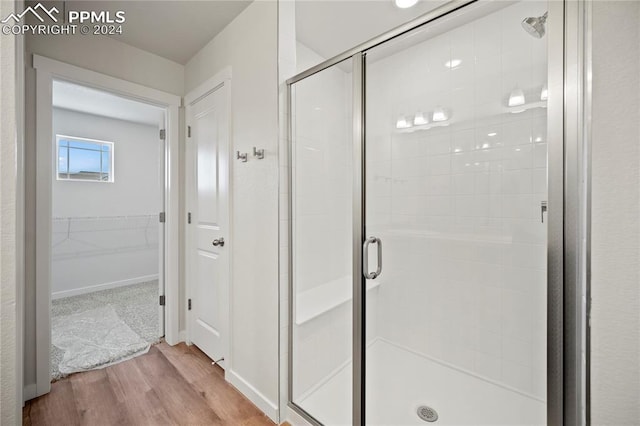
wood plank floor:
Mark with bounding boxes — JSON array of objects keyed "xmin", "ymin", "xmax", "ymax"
[{"xmin": 23, "ymin": 342, "xmax": 277, "ymax": 426}]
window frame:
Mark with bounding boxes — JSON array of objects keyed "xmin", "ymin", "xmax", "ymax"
[{"xmin": 55, "ymin": 134, "xmax": 115, "ymax": 183}]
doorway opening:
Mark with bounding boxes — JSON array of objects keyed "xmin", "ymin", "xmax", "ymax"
[{"xmin": 49, "ymin": 79, "xmax": 166, "ymax": 379}]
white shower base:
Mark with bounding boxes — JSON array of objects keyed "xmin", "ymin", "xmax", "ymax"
[{"xmin": 298, "ymin": 339, "xmax": 545, "ymax": 426}]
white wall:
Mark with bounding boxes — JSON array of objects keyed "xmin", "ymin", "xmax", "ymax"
[
  {"xmin": 591, "ymin": 1, "xmax": 640, "ymax": 424},
  {"xmin": 23, "ymin": 32, "xmax": 184, "ymax": 398},
  {"xmin": 50, "ymin": 108, "xmax": 160, "ymax": 298},
  {"xmin": 52, "ymin": 109, "xmax": 161, "ymax": 218},
  {"xmin": 0, "ymin": 0, "xmax": 21, "ymax": 421},
  {"xmin": 185, "ymin": 1, "xmax": 280, "ymax": 421}
]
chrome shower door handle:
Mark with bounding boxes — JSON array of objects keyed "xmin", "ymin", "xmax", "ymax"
[{"xmin": 363, "ymin": 236, "xmax": 382, "ymax": 279}]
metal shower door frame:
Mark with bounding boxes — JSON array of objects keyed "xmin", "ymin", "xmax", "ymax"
[{"xmin": 286, "ymin": 0, "xmax": 590, "ymax": 425}]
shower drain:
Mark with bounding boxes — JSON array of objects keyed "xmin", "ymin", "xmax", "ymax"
[{"xmin": 417, "ymin": 405, "xmax": 438, "ymax": 422}]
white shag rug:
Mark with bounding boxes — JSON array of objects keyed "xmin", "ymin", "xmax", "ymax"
[{"xmin": 52, "ymin": 305, "xmax": 150, "ymax": 375}]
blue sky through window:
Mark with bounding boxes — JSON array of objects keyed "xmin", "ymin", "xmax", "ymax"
[{"xmin": 57, "ymin": 137, "xmax": 113, "ymax": 181}]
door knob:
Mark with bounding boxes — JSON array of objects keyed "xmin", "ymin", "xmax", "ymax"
[{"xmin": 212, "ymin": 238, "xmax": 225, "ymax": 247}]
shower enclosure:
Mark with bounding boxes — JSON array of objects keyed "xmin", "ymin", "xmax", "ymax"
[{"xmin": 287, "ymin": 1, "xmax": 585, "ymax": 424}]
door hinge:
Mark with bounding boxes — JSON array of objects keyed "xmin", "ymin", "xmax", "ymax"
[
  {"xmin": 159, "ymin": 295, "xmax": 165, "ymax": 306},
  {"xmin": 159, "ymin": 212, "xmax": 166, "ymax": 223},
  {"xmin": 188, "ymin": 299, "xmax": 192, "ymax": 310},
  {"xmin": 159, "ymin": 129, "xmax": 166, "ymax": 140},
  {"xmin": 187, "ymin": 125, "xmax": 191, "ymax": 138},
  {"xmin": 188, "ymin": 212, "xmax": 191, "ymax": 224}
]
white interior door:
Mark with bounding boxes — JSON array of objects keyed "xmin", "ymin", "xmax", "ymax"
[{"xmin": 186, "ymin": 83, "xmax": 230, "ymax": 368}]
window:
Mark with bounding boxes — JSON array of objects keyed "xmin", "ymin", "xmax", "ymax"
[{"xmin": 56, "ymin": 135, "xmax": 114, "ymax": 182}]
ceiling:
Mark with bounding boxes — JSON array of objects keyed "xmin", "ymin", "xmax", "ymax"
[
  {"xmin": 37, "ymin": 1, "xmax": 252, "ymax": 64},
  {"xmin": 296, "ymin": 0, "xmax": 449, "ymax": 61},
  {"xmin": 53, "ymin": 80, "xmax": 165, "ymax": 126},
  {"xmin": 30, "ymin": 0, "xmax": 446, "ymax": 66}
]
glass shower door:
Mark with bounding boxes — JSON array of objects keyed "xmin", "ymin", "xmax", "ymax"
[
  {"xmin": 289, "ymin": 58, "xmax": 354, "ymax": 425},
  {"xmin": 363, "ymin": 1, "xmax": 549, "ymax": 424}
]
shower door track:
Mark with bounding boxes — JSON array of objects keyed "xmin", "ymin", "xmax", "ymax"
[{"xmin": 285, "ymin": 1, "xmax": 591, "ymax": 425}]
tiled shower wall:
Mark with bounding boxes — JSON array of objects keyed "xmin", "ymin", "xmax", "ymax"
[
  {"xmin": 292, "ymin": 44, "xmax": 352, "ymax": 294},
  {"xmin": 366, "ymin": 1, "xmax": 548, "ymax": 400}
]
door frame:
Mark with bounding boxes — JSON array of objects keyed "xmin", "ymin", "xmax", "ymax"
[
  {"xmin": 285, "ymin": 0, "xmax": 591, "ymax": 424},
  {"xmin": 184, "ymin": 67, "xmax": 233, "ymax": 372},
  {"xmin": 32, "ymin": 54, "xmax": 181, "ymax": 397}
]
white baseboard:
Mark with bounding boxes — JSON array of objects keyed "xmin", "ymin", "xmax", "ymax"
[
  {"xmin": 227, "ymin": 369, "xmax": 279, "ymax": 423},
  {"xmin": 177, "ymin": 329, "xmax": 187, "ymax": 344},
  {"xmin": 51, "ymin": 274, "xmax": 159, "ymax": 299},
  {"xmin": 23, "ymin": 383, "xmax": 37, "ymax": 402}
]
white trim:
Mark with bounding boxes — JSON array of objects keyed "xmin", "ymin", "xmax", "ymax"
[
  {"xmin": 184, "ymin": 72, "xmax": 233, "ymax": 371},
  {"xmin": 35, "ymin": 65, "xmax": 53, "ymax": 397},
  {"xmin": 227, "ymin": 369, "xmax": 279, "ymax": 422},
  {"xmin": 158, "ymin": 116, "xmax": 167, "ymax": 341},
  {"xmin": 33, "ymin": 55, "xmax": 180, "ymax": 107},
  {"xmin": 164, "ymin": 102, "xmax": 180, "ymax": 346},
  {"xmin": 51, "ymin": 274, "xmax": 159, "ymax": 300},
  {"xmin": 15, "ymin": 0, "xmax": 25, "ymax": 411},
  {"xmin": 184, "ymin": 66, "xmax": 232, "ymax": 106},
  {"xmin": 23, "ymin": 384, "xmax": 37, "ymax": 403},
  {"xmin": 225, "ymin": 77, "xmax": 234, "ymax": 380},
  {"xmin": 31, "ymin": 54, "xmax": 181, "ymax": 398}
]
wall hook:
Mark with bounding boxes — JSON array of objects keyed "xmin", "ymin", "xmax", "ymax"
[
  {"xmin": 253, "ymin": 147, "xmax": 265, "ymax": 160},
  {"xmin": 236, "ymin": 151, "xmax": 248, "ymax": 162}
]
